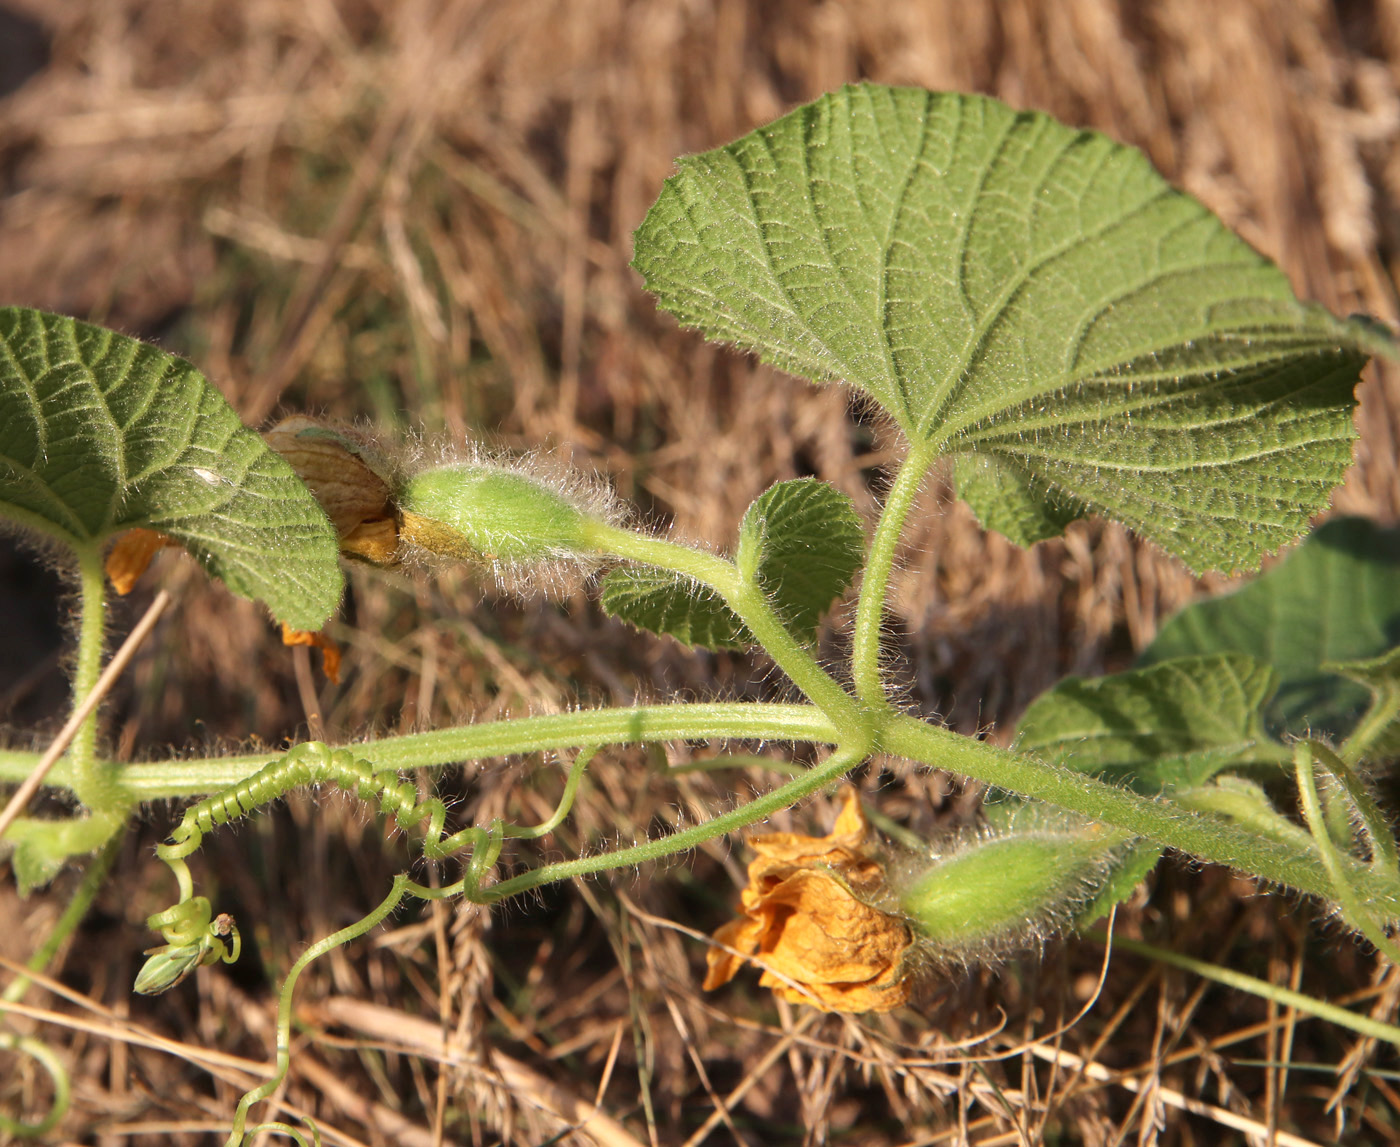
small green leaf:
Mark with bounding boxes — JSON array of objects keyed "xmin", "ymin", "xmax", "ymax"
[
  {"xmin": 601, "ymin": 478, "xmax": 863, "ymax": 650},
  {"xmin": 0, "ymin": 308, "xmax": 342, "ymax": 629},
  {"xmin": 3, "ymin": 812, "xmax": 125, "ymax": 895},
  {"xmin": 599, "ymin": 567, "xmax": 745, "ymax": 650},
  {"xmin": 1140, "ymin": 517, "xmax": 1400, "ymax": 738},
  {"xmin": 634, "ymin": 83, "xmax": 1388, "ymax": 573},
  {"xmin": 735, "ymin": 477, "xmax": 864, "ymax": 643},
  {"xmin": 1015, "ymin": 653, "xmax": 1282, "ymax": 793}
]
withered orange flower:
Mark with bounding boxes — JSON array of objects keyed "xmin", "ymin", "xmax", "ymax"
[
  {"xmin": 263, "ymin": 416, "xmax": 400, "ymax": 565},
  {"xmin": 704, "ymin": 788, "xmax": 914, "ymax": 1013},
  {"xmin": 105, "ymin": 527, "xmax": 177, "ymax": 594}
]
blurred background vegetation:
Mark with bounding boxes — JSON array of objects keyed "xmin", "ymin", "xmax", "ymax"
[{"xmin": 2, "ymin": 1, "xmax": 1399, "ymax": 1143}]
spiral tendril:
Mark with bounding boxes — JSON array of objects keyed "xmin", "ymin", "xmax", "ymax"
[{"xmin": 135, "ymin": 740, "xmax": 596, "ymax": 1145}]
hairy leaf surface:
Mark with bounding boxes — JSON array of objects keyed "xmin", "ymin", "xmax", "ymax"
[
  {"xmin": 0, "ymin": 308, "xmax": 342, "ymax": 628},
  {"xmin": 602, "ymin": 478, "xmax": 862, "ymax": 649},
  {"xmin": 1141, "ymin": 517, "xmax": 1400, "ymax": 737},
  {"xmin": 1015, "ymin": 653, "xmax": 1281, "ymax": 793},
  {"xmin": 600, "ymin": 568, "xmax": 745, "ymax": 650},
  {"xmin": 634, "ymin": 83, "xmax": 1389, "ymax": 572}
]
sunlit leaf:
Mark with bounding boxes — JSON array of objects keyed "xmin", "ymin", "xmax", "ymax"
[{"xmin": 634, "ymin": 84, "xmax": 1391, "ymax": 572}]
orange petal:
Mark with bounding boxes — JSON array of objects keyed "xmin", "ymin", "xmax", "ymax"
[
  {"xmin": 281, "ymin": 625, "xmax": 343, "ymax": 685},
  {"xmin": 703, "ymin": 787, "xmax": 914, "ymax": 1013},
  {"xmin": 759, "ymin": 968, "xmax": 912, "ymax": 1013},
  {"xmin": 702, "ymin": 916, "xmax": 764, "ymax": 991},
  {"xmin": 746, "ymin": 787, "xmax": 872, "ymax": 864},
  {"xmin": 339, "ymin": 516, "xmax": 400, "ymax": 565},
  {"xmin": 751, "ymin": 870, "xmax": 910, "ymax": 986},
  {"xmin": 105, "ymin": 529, "xmax": 177, "ymax": 594}
]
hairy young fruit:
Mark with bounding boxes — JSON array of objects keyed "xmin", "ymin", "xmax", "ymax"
[{"xmin": 397, "ymin": 465, "xmax": 592, "ymax": 564}]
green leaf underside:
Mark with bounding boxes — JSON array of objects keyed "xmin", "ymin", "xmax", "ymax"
[
  {"xmin": 736, "ymin": 478, "xmax": 865, "ymax": 638},
  {"xmin": 601, "ymin": 478, "xmax": 863, "ymax": 650},
  {"xmin": 1140, "ymin": 517, "xmax": 1400, "ymax": 738},
  {"xmin": 600, "ymin": 568, "xmax": 745, "ymax": 650},
  {"xmin": 1015, "ymin": 653, "xmax": 1280, "ymax": 793},
  {"xmin": 0, "ymin": 308, "xmax": 342, "ymax": 629},
  {"xmin": 634, "ymin": 83, "xmax": 1381, "ymax": 573}
]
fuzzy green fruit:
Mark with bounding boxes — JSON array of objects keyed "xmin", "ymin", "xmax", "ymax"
[
  {"xmin": 398, "ymin": 465, "xmax": 589, "ymax": 564},
  {"xmin": 900, "ymin": 829, "xmax": 1117, "ymax": 949}
]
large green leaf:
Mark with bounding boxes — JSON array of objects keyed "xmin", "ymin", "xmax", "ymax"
[
  {"xmin": 634, "ymin": 83, "xmax": 1388, "ymax": 573},
  {"xmin": 1140, "ymin": 517, "xmax": 1400, "ymax": 738},
  {"xmin": 602, "ymin": 477, "xmax": 863, "ymax": 650},
  {"xmin": 1014, "ymin": 653, "xmax": 1282, "ymax": 793},
  {"xmin": 0, "ymin": 308, "xmax": 342, "ymax": 629}
]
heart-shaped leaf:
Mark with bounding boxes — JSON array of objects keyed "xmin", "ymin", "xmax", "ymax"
[
  {"xmin": 0, "ymin": 308, "xmax": 342, "ymax": 629},
  {"xmin": 634, "ymin": 84, "xmax": 1390, "ymax": 573}
]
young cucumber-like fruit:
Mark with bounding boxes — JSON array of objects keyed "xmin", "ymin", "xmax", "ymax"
[
  {"xmin": 899, "ymin": 829, "xmax": 1116, "ymax": 949},
  {"xmin": 398, "ymin": 465, "xmax": 590, "ymax": 564}
]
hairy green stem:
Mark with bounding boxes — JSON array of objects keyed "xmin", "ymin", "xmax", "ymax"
[
  {"xmin": 1294, "ymin": 741, "xmax": 1400, "ymax": 963},
  {"xmin": 0, "ymin": 703, "xmax": 841, "ymax": 799},
  {"xmin": 69, "ymin": 546, "xmax": 108, "ymax": 806},
  {"xmin": 881, "ymin": 714, "xmax": 1400, "ymax": 908},
  {"xmin": 479, "ymin": 740, "xmax": 872, "ymax": 900},
  {"xmin": 581, "ymin": 521, "xmax": 863, "ymax": 729},
  {"xmin": 851, "ymin": 440, "xmax": 937, "ymax": 708}
]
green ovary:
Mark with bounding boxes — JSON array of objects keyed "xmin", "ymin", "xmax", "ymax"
[
  {"xmin": 900, "ymin": 831, "xmax": 1112, "ymax": 948},
  {"xmin": 398, "ymin": 466, "xmax": 589, "ymax": 563}
]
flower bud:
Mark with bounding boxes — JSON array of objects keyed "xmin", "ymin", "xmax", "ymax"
[{"xmin": 397, "ymin": 465, "xmax": 592, "ymax": 565}]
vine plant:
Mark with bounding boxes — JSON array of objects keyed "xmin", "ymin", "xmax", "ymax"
[{"xmin": 3, "ymin": 83, "xmax": 1400, "ymax": 1142}]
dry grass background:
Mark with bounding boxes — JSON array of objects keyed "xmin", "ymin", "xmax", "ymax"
[{"xmin": 2, "ymin": 0, "xmax": 1400, "ymax": 1144}]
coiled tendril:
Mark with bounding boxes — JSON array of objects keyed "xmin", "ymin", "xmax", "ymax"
[{"xmin": 135, "ymin": 740, "xmax": 595, "ymax": 1147}]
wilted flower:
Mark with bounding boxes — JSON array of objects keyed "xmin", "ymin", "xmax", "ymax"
[
  {"xmin": 105, "ymin": 527, "xmax": 176, "ymax": 594},
  {"xmin": 262, "ymin": 416, "xmax": 400, "ymax": 565},
  {"xmin": 703, "ymin": 788, "xmax": 914, "ymax": 1013}
]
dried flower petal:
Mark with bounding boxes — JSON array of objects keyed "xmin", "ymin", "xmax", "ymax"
[
  {"xmin": 105, "ymin": 528, "xmax": 177, "ymax": 594},
  {"xmin": 264, "ymin": 416, "xmax": 399, "ymax": 564},
  {"xmin": 281, "ymin": 624, "xmax": 343, "ymax": 684},
  {"xmin": 704, "ymin": 788, "xmax": 914, "ymax": 1013}
]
